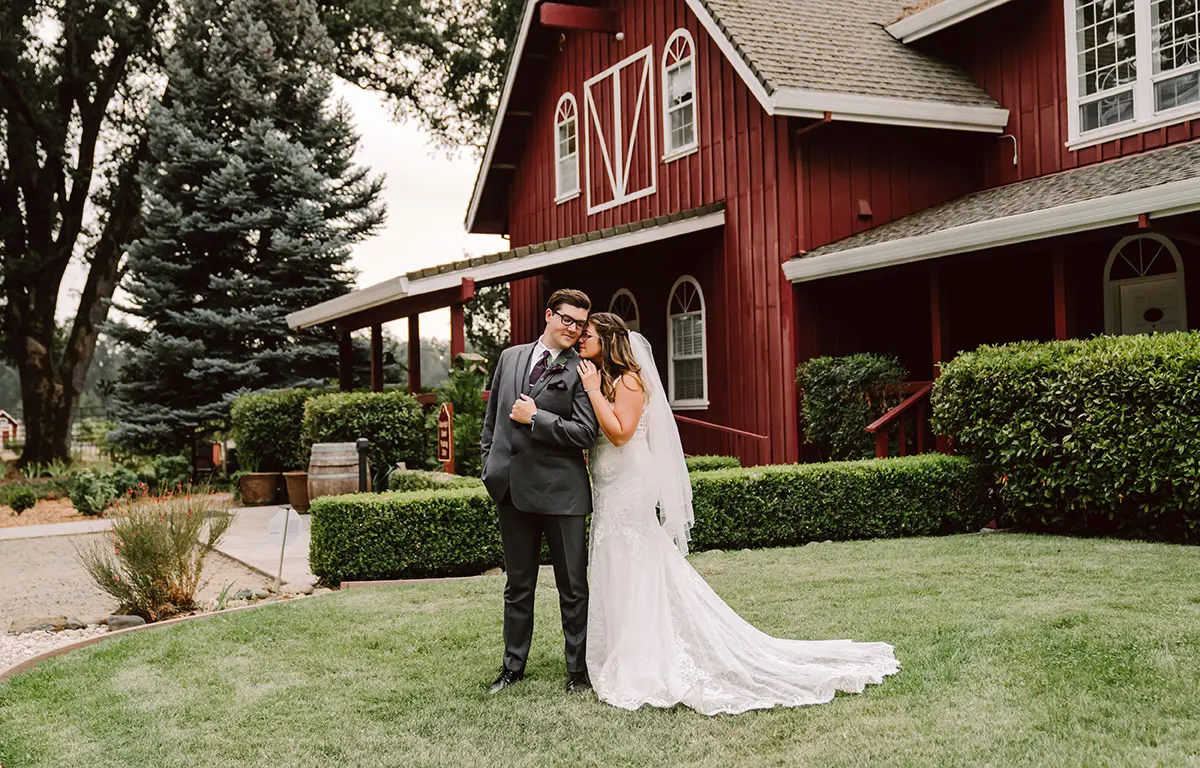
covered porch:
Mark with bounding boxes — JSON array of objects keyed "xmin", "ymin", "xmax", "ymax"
[{"xmin": 785, "ymin": 140, "xmax": 1200, "ymax": 455}]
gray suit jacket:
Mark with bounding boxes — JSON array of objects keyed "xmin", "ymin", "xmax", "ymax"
[{"xmin": 480, "ymin": 343, "xmax": 598, "ymax": 516}]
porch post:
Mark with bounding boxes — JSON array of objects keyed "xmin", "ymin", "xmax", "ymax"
[
  {"xmin": 338, "ymin": 328, "xmax": 353, "ymax": 392},
  {"xmin": 1052, "ymin": 248, "xmax": 1074, "ymax": 340},
  {"xmin": 370, "ymin": 323, "xmax": 384, "ymax": 392},
  {"xmin": 450, "ymin": 302, "xmax": 466, "ymax": 360},
  {"xmin": 929, "ymin": 265, "xmax": 950, "ymax": 453},
  {"xmin": 407, "ymin": 315, "xmax": 422, "ymax": 394}
]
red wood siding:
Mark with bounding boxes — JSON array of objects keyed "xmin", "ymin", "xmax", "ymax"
[
  {"xmin": 799, "ymin": 123, "xmax": 987, "ymax": 252},
  {"xmin": 503, "ymin": 0, "xmax": 799, "ymax": 464},
  {"xmin": 925, "ymin": 0, "xmax": 1200, "ymax": 187}
]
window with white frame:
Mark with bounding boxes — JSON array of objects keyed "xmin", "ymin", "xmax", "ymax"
[
  {"xmin": 608, "ymin": 288, "xmax": 641, "ymax": 331},
  {"xmin": 555, "ymin": 94, "xmax": 580, "ymax": 202},
  {"xmin": 1067, "ymin": 0, "xmax": 1200, "ymax": 145},
  {"xmin": 662, "ymin": 29, "xmax": 698, "ymax": 159},
  {"xmin": 667, "ymin": 276, "xmax": 706, "ymax": 407}
]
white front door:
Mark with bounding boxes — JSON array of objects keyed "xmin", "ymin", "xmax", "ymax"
[{"xmin": 1118, "ymin": 277, "xmax": 1185, "ymax": 334}]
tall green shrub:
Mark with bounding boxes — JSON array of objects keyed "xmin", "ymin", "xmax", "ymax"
[
  {"xmin": 933, "ymin": 332, "xmax": 1200, "ymax": 540},
  {"xmin": 797, "ymin": 354, "xmax": 906, "ymax": 460},
  {"xmin": 303, "ymin": 391, "xmax": 428, "ymax": 487},
  {"xmin": 425, "ymin": 364, "xmax": 489, "ymax": 476},
  {"xmin": 231, "ymin": 389, "xmax": 315, "ymax": 472}
]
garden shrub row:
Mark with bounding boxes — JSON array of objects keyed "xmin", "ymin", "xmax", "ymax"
[
  {"xmin": 933, "ymin": 331, "xmax": 1200, "ymax": 541},
  {"xmin": 309, "ymin": 454, "xmax": 988, "ymax": 584},
  {"xmin": 387, "ymin": 469, "xmax": 484, "ymax": 493},
  {"xmin": 684, "ymin": 455, "xmax": 741, "ymax": 472}
]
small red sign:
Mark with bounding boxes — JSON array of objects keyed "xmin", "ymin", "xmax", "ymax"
[{"xmin": 437, "ymin": 403, "xmax": 454, "ymax": 471}]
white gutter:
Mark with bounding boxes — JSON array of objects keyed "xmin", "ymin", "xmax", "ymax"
[
  {"xmin": 886, "ymin": 0, "xmax": 1018, "ymax": 44},
  {"xmin": 286, "ymin": 275, "xmax": 410, "ymax": 330},
  {"xmin": 783, "ymin": 176, "xmax": 1200, "ymax": 283}
]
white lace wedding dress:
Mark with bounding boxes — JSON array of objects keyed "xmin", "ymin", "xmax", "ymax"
[{"xmin": 586, "ymin": 401, "xmax": 900, "ymax": 716}]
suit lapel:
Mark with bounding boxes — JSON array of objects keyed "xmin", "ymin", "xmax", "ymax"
[
  {"xmin": 514, "ymin": 342, "xmax": 535, "ymax": 396},
  {"xmin": 530, "ymin": 347, "xmax": 577, "ymax": 399}
]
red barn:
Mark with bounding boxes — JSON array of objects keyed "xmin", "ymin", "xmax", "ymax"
[{"xmin": 293, "ymin": 0, "xmax": 1200, "ymax": 466}]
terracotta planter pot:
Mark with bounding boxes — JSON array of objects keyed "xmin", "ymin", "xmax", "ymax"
[
  {"xmin": 283, "ymin": 471, "xmax": 310, "ymax": 512},
  {"xmin": 239, "ymin": 472, "xmax": 281, "ymax": 506}
]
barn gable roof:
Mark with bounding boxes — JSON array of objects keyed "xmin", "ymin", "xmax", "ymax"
[{"xmin": 466, "ymin": 0, "xmax": 1009, "ymax": 234}]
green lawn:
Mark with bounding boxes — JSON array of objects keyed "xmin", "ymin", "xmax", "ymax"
[{"xmin": 2, "ymin": 534, "xmax": 1200, "ymax": 767}]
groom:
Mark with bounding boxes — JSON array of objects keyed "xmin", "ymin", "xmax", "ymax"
[{"xmin": 480, "ymin": 288, "xmax": 599, "ymax": 694}]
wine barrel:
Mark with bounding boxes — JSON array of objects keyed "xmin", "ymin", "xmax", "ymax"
[{"xmin": 307, "ymin": 442, "xmax": 369, "ymax": 500}]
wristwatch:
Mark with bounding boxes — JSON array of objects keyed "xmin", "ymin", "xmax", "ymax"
[{"xmin": 529, "ymin": 411, "xmax": 537, "ymax": 425}]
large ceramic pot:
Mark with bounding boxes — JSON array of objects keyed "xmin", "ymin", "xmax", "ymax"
[
  {"xmin": 238, "ymin": 472, "xmax": 281, "ymax": 506},
  {"xmin": 283, "ymin": 471, "xmax": 310, "ymax": 512}
]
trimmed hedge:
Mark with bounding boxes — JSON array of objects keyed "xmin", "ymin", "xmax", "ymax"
[
  {"xmin": 231, "ymin": 389, "xmax": 314, "ymax": 472},
  {"xmin": 933, "ymin": 332, "xmax": 1200, "ymax": 540},
  {"xmin": 310, "ymin": 454, "xmax": 988, "ymax": 584},
  {"xmin": 303, "ymin": 391, "xmax": 428, "ymax": 487},
  {"xmin": 685, "ymin": 455, "xmax": 741, "ymax": 473},
  {"xmin": 797, "ymin": 353, "xmax": 906, "ymax": 461},
  {"xmin": 388, "ymin": 469, "xmax": 484, "ymax": 493}
]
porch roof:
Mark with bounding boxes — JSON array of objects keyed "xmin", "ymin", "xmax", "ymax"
[
  {"xmin": 783, "ymin": 140, "xmax": 1200, "ymax": 284},
  {"xmin": 287, "ymin": 202, "xmax": 726, "ymax": 330}
]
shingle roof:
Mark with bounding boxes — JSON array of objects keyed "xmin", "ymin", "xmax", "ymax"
[
  {"xmin": 410, "ymin": 202, "xmax": 727, "ymax": 282},
  {"xmin": 697, "ymin": 0, "xmax": 998, "ymax": 107},
  {"xmin": 800, "ymin": 141, "xmax": 1200, "ymax": 259}
]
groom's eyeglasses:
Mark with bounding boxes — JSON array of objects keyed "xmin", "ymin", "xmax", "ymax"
[{"xmin": 552, "ymin": 309, "xmax": 587, "ymax": 331}]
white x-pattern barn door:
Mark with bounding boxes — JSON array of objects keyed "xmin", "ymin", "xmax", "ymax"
[{"xmin": 583, "ymin": 46, "xmax": 657, "ymax": 215}]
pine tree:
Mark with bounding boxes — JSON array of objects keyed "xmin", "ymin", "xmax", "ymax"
[{"xmin": 109, "ymin": 0, "xmax": 385, "ymax": 455}]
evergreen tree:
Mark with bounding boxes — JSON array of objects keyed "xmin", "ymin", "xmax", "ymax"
[{"xmin": 109, "ymin": 0, "xmax": 385, "ymax": 455}]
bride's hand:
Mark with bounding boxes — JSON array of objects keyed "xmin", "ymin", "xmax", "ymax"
[{"xmin": 577, "ymin": 360, "xmax": 601, "ymax": 392}]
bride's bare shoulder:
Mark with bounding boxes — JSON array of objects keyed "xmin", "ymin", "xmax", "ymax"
[{"xmin": 617, "ymin": 372, "xmax": 644, "ymax": 393}]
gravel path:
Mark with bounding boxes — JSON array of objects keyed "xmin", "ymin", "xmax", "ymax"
[{"xmin": 0, "ymin": 533, "xmax": 274, "ymax": 631}]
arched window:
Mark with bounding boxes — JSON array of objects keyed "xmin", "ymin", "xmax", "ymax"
[
  {"xmin": 667, "ymin": 276, "xmax": 706, "ymax": 408},
  {"xmin": 1104, "ymin": 233, "xmax": 1188, "ymax": 334},
  {"xmin": 662, "ymin": 29, "xmax": 698, "ymax": 160},
  {"xmin": 608, "ymin": 288, "xmax": 641, "ymax": 331},
  {"xmin": 555, "ymin": 93, "xmax": 580, "ymax": 202}
]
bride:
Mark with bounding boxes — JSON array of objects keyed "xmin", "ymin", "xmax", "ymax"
[{"xmin": 575, "ymin": 312, "xmax": 900, "ymax": 716}]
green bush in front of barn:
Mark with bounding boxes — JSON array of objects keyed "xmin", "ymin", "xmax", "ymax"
[
  {"xmin": 932, "ymin": 331, "xmax": 1200, "ymax": 541},
  {"xmin": 309, "ymin": 454, "xmax": 988, "ymax": 584}
]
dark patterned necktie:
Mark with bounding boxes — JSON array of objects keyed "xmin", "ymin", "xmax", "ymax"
[{"xmin": 529, "ymin": 349, "xmax": 551, "ymax": 387}]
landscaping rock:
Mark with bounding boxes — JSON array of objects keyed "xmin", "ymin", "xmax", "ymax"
[
  {"xmin": 482, "ymin": 567, "xmax": 503, "ymax": 576},
  {"xmin": 312, "ymin": 587, "xmax": 333, "ymax": 596},
  {"xmin": 65, "ymin": 616, "xmax": 87, "ymax": 630},
  {"xmin": 252, "ymin": 589, "xmax": 269, "ymax": 600},
  {"xmin": 9, "ymin": 616, "xmax": 67, "ymax": 635},
  {"xmin": 233, "ymin": 588, "xmax": 254, "ymax": 600},
  {"xmin": 286, "ymin": 583, "xmax": 314, "ymax": 595},
  {"xmin": 106, "ymin": 615, "xmax": 147, "ymax": 631}
]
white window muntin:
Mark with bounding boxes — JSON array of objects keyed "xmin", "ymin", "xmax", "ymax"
[
  {"xmin": 608, "ymin": 288, "xmax": 641, "ymax": 331},
  {"xmin": 667, "ymin": 275, "xmax": 708, "ymax": 409},
  {"xmin": 555, "ymin": 93, "xmax": 580, "ymax": 203},
  {"xmin": 662, "ymin": 29, "xmax": 698, "ymax": 161},
  {"xmin": 1066, "ymin": 0, "xmax": 1200, "ymax": 148}
]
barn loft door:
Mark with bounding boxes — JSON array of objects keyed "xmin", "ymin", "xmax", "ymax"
[{"xmin": 583, "ymin": 46, "xmax": 657, "ymax": 215}]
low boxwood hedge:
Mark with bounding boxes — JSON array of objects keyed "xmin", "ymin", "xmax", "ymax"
[
  {"xmin": 388, "ymin": 469, "xmax": 484, "ymax": 493},
  {"xmin": 933, "ymin": 332, "xmax": 1200, "ymax": 540},
  {"xmin": 685, "ymin": 455, "xmax": 741, "ymax": 472},
  {"xmin": 310, "ymin": 454, "xmax": 987, "ymax": 584}
]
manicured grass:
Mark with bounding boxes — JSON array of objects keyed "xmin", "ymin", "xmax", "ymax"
[{"xmin": 2, "ymin": 534, "xmax": 1199, "ymax": 767}]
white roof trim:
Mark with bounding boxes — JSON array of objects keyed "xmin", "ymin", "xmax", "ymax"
[
  {"xmin": 465, "ymin": 0, "xmax": 540, "ymax": 233},
  {"xmin": 783, "ymin": 176, "xmax": 1200, "ymax": 283},
  {"xmin": 886, "ymin": 0, "xmax": 1018, "ymax": 43},
  {"xmin": 287, "ymin": 275, "xmax": 410, "ymax": 330},
  {"xmin": 466, "ymin": 0, "xmax": 1009, "ymax": 232},
  {"xmin": 772, "ymin": 88, "xmax": 1008, "ymax": 132},
  {"xmin": 296, "ymin": 209, "xmax": 726, "ymax": 329}
]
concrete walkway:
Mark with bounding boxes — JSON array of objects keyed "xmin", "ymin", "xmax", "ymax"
[{"xmin": 0, "ymin": 505, "xmax": 318, "ymax": 588}]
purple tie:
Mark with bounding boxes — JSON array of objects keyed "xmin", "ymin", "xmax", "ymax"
[{"xmin": 529, "ymin": 349, "xmax": 550, "ymax": 387}]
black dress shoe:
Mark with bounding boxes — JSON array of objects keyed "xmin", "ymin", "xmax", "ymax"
[
  {"xmin": 564, "ymin": 671, "xmax": 592, "ymax": 693},
  {"xmin": 487, "ymin": 668, "xmax": 524, "ymax": 694}
]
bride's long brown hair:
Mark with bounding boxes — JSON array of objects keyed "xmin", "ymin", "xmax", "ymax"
[{"xmin": 586, "ymin": 312, "xmax": 642, "ymax": 402}]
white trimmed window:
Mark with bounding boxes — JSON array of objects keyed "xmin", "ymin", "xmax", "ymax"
[
  {"xmin": 555, "ymin": 93, "xmax": 580, "ymax": 202},
  {"xmin": 662, "ymin": 29, "xmax": 698, "ymax": 160},
  {"xmin": 1066, "ymin": 0, "xmax": 1200, "ymax": 147},
  {"xmin": 608, "ymin": 288, "xmax": 641, "ymax": 331},
  {"xmin": 667, "ymin": 276, "xmax": 707, "ymax": 408}
]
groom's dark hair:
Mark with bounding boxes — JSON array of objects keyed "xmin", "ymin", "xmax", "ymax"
[{"xmin": 547, "ymin": 288, "xmax": 591, "ymax": 313}]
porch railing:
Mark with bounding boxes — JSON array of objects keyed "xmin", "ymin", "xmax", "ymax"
[
  {"xmin": 865, "ymin": 381, "xmax": 943, "ymax": 459},
  {"xmin": 673, "ymin": 414, "xmax": 769, "ymax": 462}
]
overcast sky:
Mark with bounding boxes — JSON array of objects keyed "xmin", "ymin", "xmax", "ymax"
[{"xmin": 57, "ymin": 79, "xmax": 509, "ymax": 341}]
